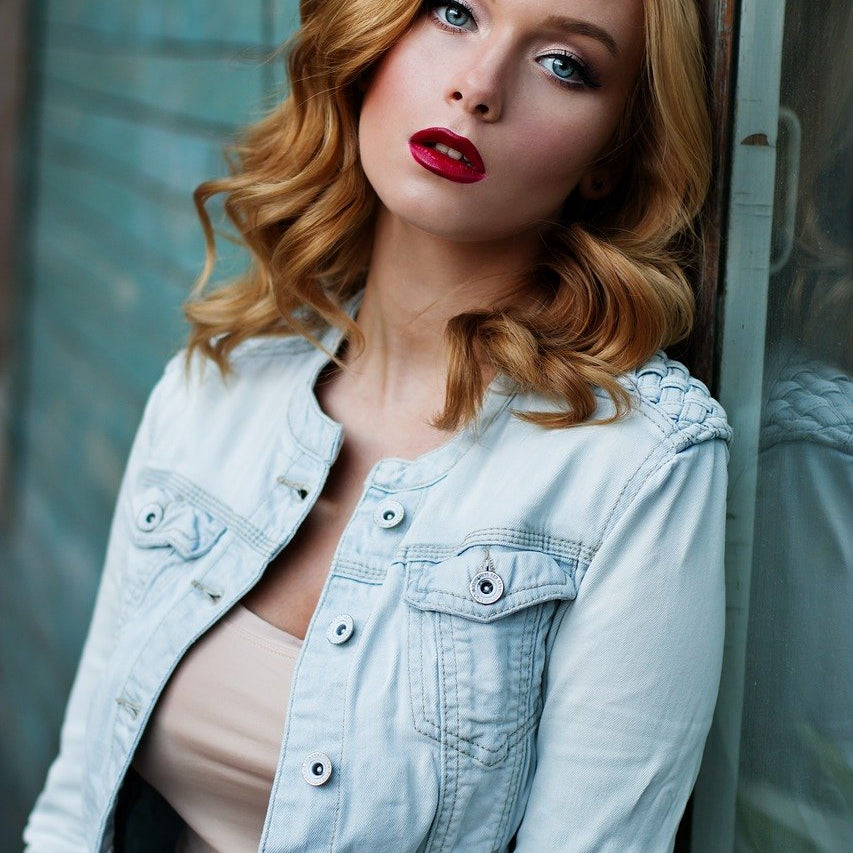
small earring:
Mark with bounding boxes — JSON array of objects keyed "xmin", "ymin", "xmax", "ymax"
[{"xmin": 592, "ymin": 178, "xmax": 605, "ymax": 192}]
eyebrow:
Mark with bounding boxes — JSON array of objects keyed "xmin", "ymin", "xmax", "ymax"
[{"xmin": 543, "ymin": 16, "xmax": 620, "ymax": 57}]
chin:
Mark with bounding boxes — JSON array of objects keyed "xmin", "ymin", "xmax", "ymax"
[
  {"xmin": 377, "ymin": 198, "xmax": 538, "ymax": 245},
  {"xmin": 417, "ymin": 216, "xmax": 548, "ymax": 246}
]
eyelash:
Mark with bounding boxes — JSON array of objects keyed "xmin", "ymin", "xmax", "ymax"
[{"xmin": 423, "ymin": 1, "xmax": 601, "ymax": 91}]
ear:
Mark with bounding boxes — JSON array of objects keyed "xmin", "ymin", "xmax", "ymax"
[{"xmin": 578, "ymin": 168, "xmax": 612, "ymax": 201}]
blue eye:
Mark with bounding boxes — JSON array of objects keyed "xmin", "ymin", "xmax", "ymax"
[
  {"xmin": 430, "ymin": 2, "xmax": 475, "ymax": 31},
  {"xmin": 542, "ymin": 55, "xmax": 578, "ymax": 81},
  {"xmin": 538, "ymin": 53, "xmax": 599, "ymax": 89}
]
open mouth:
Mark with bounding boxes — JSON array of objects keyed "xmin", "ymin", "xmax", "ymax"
[
  {"xmin": 409, "ymin": 127, "xmax": 486, "ymax": 184},
  {"xmin": 422, "ymin": 141, "xmax": 474, "ymax": 168}
]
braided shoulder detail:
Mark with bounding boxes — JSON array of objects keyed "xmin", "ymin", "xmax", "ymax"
[{"xmin": 629, "ymin": 354, "xmax": 732, "ymax": 452}]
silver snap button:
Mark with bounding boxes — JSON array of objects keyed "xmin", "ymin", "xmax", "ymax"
[
  {"xmin": 137, "ymin": 503, "xmax": 164, "ymax": 531},
  {"xmin": 302, "ymin": 752, "xmax": 333, "ymax": 786},
  {"xmin": 326, "ymin": 615, "xmax": 355, "ymax": 645},
  {"xmin": 470, "ymin": 570, "xmax": 504, "ymax": 605},
  {"xmin": 374, "ymin": 499, "xmax": 405, "ymax": 529}
]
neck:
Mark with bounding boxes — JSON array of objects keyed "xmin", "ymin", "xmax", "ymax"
[{"xmin": 344, "ymin": 207, "xmax": 540, "ymax": 405}]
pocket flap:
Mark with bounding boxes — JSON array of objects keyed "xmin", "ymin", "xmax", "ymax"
[
  {"xmin": 130, "ymin": 487, "xmax": 225, "ymax": 559},
  {"xmin": 404, "ymin": 546, "xmax": 577, "ymax": 623}
]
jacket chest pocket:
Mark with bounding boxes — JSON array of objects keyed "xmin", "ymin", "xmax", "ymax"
[
  {"xmin": 123, "ymin": 485, "xmax": 226, "ymax": 617},
  {"xmin": 403, "ymin": 545, "xmax": 578, "ymax": 767}
]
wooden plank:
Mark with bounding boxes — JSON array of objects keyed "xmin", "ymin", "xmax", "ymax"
[
  {"xmin": 22, "ymin": 390, "xmax": 138, "ymax": 511},
  {"xmin": 40, "ymin": 99, "xmax": 231, "ymax": 206},
  {"xmin": 0, "ymin": 531, "xmax": 79, "ymax": 806},
  {"xmin": 690, "ymin": 0, "xmax": 786, "ymax": 847},
  {"xmin": 36, "ymin": 155, "xmax": 211, "ymax": 277},
  {"xmin": 37, "ymin": 103, "xmax": 256, "ymax": 276},
  {"xmin": 36, "ymin": 192, "xmax": 192, "ymax": 336},
  {"xmin": 41, "ymin": 42, "xmax": 267, "ymax": 133},
  {"xmin": 34, "ymin": 252, "xmax": 186, "ymax": 381},
  {"xmin": 8, "ymin": 479, "xmax": 107, "ymax": 682},
  {"xmin": 22, "ymin": 298, "xmax": 146, "ymax": 456},
  {"xmin": 20, "ymin": 314, "xmax": 141, "ymax": 540},
  {"xmin": 34, "ymin": 138, "xmax": 207, "ymax": 279},
  {"xmin": 20, "ymin": 426, "xmax": 116, "ymax": 564},
  {"xmin": 27, "ymin": 265, "xmax": 181, "ymax": 406},
  {"xmin": 25, "ymin": 262, "xmax": 164, "ymax": 416},
  {"xmin": 0, "ymin": 0, "xmax": 29, "ymax": 527},
  {"xmin": 36, "ymin": 155, "xmax": 251, "ymax": 293},
  {"xmin": 45, "ymin": 0, "xmax": 269, "ymax": 45},
  {"xmin": 669, "ymin": 0, "xmax": 739, "ymax": 390}
]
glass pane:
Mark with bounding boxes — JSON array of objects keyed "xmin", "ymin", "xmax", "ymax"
[{"xmin": 736, "ymin": 2, "xmax": 853, "ymax": 849}]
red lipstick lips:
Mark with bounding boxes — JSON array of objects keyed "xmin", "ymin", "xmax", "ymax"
[{"xmin": 409, "ymin": 128, "xmax": 486, "ymax": 183}]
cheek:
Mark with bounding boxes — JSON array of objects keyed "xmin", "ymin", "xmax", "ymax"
[
  {"xmin": 358, "ymin": 31, "xmax": 434, "ymax": 137},
  {"xmin": 359, "ymin": 75, "xmax": 395, "ymax": 157},
  {"xmin": 361, "ymin": 56, "xmax": 403, "ymax": 131},
  {"xmin": 504, "ymin": 135, "xmax": 587, "ymax": 209},
  {"xmin": 358, "ymin": 48, "xmax": 428, "ymax": 175},
  {"xmin": 504, "ymin": 104, "xmax": 622, "ymax": 200}
]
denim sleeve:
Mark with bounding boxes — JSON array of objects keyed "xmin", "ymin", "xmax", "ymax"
[
  {"xmin": 23, "ymin": 371, "xmax": 168, "ymax": 852},
  {"xmin": 514, "ymin": 439, "xmax": 728, "ymax": 852}
]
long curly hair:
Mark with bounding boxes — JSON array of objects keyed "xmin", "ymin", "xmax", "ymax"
[{"xmin": 186, "ymin": 0, "xmax": 712, "ymax": 429}]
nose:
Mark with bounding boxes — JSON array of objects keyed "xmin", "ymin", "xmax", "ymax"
[{"xmin": 446, "ymin": 50, "xmax": 505, "ymax": 121}]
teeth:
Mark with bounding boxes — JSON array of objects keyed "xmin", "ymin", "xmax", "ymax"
[
  {"xmin": 434, "ymin": 142, "xmax": 464, "ymax": 161},
  {"xmin": 429, "ymin": 141, "xmax": 472, "ymax": 166}
]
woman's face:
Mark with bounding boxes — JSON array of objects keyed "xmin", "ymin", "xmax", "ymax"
[{"xmin": 358, "ymin": 0, "xmax": 646, "ymax": 244}]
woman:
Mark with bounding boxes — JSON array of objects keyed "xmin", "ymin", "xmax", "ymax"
[{"xmin": 26, "ymin": 0, "xmax": 730, "ymax": 850}]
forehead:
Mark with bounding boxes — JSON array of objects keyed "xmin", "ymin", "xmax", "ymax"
[{"xmin": 488, "ymin": 0, "xmax": 646, "ymax": 35}]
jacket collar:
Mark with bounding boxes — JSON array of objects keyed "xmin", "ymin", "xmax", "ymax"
[{"xmin": 285, "ymin": 312, "xmax": 517, "ymax": 493}]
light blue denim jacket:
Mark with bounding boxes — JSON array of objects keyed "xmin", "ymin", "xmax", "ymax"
[{"xmin": 25, "ymin": 325, "xmax": 731, "ymax": 853}]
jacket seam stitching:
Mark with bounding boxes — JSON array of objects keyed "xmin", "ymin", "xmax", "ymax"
[
  {"xmin": 439, "ymin": 612, "xmax": 461, "ymax": 852},
  {"xmin": 141, "ymin": 468, "xmax": 274, "ymax": 554},
  {"xmin": 598, "ymin": 441, "xmax": 673, "ymax": 541},
  {"xmin": 494, "ymin": 611, "xmax": 535, "ymax": 848},
  {"xmin": 399, "ymin": 529, "xmax": 597, "ymax": 564}
]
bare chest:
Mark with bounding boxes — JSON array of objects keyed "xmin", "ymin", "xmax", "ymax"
[
  {"xmin": 241, "ymin": 484, "xmax": 360, "ymax": 640},
  {"xmin": 241, "ymin": 370, "xmax": 451, "ymax": 639}
]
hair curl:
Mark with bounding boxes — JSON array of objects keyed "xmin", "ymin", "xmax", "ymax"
[{"xmin": 186, "ymin": 0, "xmax": 712, "ymax": 429}]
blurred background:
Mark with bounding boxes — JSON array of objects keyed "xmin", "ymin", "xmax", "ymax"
[
  {"xmin": 0, "ymin": 1, "xmax": 849, "ymax": 850},
  {"xmin": 0, "ymin": 1, "xmax": 299, "ymax": 845}
]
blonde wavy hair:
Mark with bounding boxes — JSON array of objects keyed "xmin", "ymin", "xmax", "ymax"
[{"xmin": 186, "ymin": 0, "xmax": 712, "ymax": 429}]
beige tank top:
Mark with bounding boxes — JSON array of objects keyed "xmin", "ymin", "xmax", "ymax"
[{"xmin": 133, "ymin": 604, "xmax": 303, "ymax": 853}]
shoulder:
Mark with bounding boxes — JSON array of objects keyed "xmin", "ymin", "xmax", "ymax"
[
  {"xmin": 158, "ymin": 333, "xmax": 316, "ymax": 391},
  {"xmin": 142, "ymin": 335, "xmax": 320, "ymax": 441},
  {"xmin": 480, "ymin": 354, "xmax": 729, "ymax": 535},
  {"xmin": 583, "ymin": 354, "xmax": 730, "ymax": 546},
  {"xmin": 490, "ymin": 352, "xmax": 729, "ymax": 484},
  {"xmin": 127, "ymin": 334, "xmax": 329, "ymax": 510},
  {"xmin": 619, "ymin": 352, "xmax": 732, "ymax": 454},
  {"xmin": 167, "ymin": 333, "xmax": 316, "ymax": 380}
]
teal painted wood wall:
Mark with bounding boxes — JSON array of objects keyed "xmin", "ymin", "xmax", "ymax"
[{"xmin": 0, "ymin": 1, "xmax": 299, "ymax": 845}]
